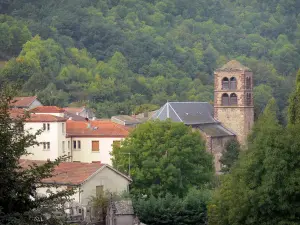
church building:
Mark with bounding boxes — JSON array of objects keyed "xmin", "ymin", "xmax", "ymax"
[{"xmin": 151, "ymin": 60, "xmax": 254, "ymax": 171}]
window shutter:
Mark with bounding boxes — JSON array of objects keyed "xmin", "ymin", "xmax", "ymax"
[{"xmin": 92, "ymin": 141, "xmax": 99, "ymax": 152}]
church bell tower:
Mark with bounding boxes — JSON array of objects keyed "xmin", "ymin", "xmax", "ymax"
[{"xmin": 214, "ymin": 60, "xmax": 254, "ymax": 145}]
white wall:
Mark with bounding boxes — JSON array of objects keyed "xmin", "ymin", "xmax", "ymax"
[
  {"xmin": 29, "ymin": 99, "xmax": 43, "ymax": 109},
  {"xmin": 80, "ymin": 166, "xmax": 130, "ymax": 206},
  {"xmin": 71, "ymin": 137, "xmax": 123, "ymax": 165},
  {"xmin": 21, "ymin": 122, "xmax": 68, "ymax": 161}
]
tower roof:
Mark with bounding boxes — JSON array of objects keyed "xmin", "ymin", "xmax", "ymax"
[{"xmin": 216, "ymin": 60, "xmax": 251, "ymax": 72}]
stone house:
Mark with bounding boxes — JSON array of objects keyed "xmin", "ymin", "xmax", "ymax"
[
  {"xmin": 152, "ymin": 60, "xmax": 254, "ymax": 171},
  {"xmin": 106, "ymin": 200, "xmax": 136, "ymax": 225},
  {"xmin": 64, "ymin": 107, "xmax": 95, "ymax": 120}
]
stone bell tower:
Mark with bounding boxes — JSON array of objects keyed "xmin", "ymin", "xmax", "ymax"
[{"xmin": 214, "ymin": 60, "xmax": 254, "ymax": 145}]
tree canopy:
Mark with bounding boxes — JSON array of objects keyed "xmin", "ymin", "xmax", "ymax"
[
  {"xmin": 112, "ymin": 120, "xmax": 214, "ymax": 197},
  {"xmin": 209, "ymin": 98, "xmax": 300, "ymax": 224},
  {"xmin": 0, "ymin": 0, "xmax": 299, "ymax": 117}
]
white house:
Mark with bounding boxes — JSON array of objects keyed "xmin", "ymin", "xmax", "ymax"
[
  {"xmin": 19, "ymin": 160, "xmax": 132, "ymax": 218},
  {"xmin": 20, "ymin": 114, "xmax": 69, "ymax": 161},
  {"xmin": 66, "ymin": 120, "xmax": 130, "ymax": 165}
]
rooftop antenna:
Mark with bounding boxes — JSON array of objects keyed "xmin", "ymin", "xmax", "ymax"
[{"xmin": 120, "ymin": 152, "xmax": 135, "ymax": 177}]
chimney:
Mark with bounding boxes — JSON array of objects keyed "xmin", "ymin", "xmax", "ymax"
[
  {"xmin": 76, "ymin": 112, "xmax": 79, "ymax": 115},
  {"xmin": 68, "ymin": 117, "xmax": 72, "ymax": 120},
  {"xmin": 92, "ymin": 117, "xmax": 96, "ymax": 120}
]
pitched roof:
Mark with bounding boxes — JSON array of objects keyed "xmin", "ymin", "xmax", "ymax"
[
  {"xmin": 9, "ymin": 109, "xmax": 67, "ymax": 122},
  {"xmin": 31, "ymin": 106, "xmax": 65, "ymax": 113},
  {"xmin": 216, "ymin": 60, "xmax": 251, "ymax": 72},
  {"xmin": 111, "ymin": 115, "xmax": 143, "ymax": 126},
  {"xmin": 19, "ymin": 160, "xmax": 132, "ymax": 185},
  {"xmin": 151, "ymin": 102, "xmax": 217, "ymax": 125},
  {"xmin": 64, "ymin": 111, "xmax": 87, "ymax": 121},
  {"xmin": 63, "ymin": 107, "xmax": 84, "ymax": 114},
  {"xmin": 66, "ymin": 120, "xmax": 130, "ymax": 137},
  {"xmin": 11, "ymin": 96, "xmax": 38, "ymax": 108},
  {"xmin": 26, "ymin": 114, "xmax": 67, "ymax": 123},
  {"xmin": 198, "ymin": 124, "xmax": 235, "ymax": 137}
]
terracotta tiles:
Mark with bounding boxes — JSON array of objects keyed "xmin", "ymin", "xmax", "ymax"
[
  {"xmin": 66, "ymin": 120, "xmax": 130, "ymax": 137},
  {"xmin": 63, "ymin": 107, "xmax": 84, "ymax": 114},
  {"xmin": 26, "ymin": 114, "xmax": 67, "ymax": 123},
  {"xmin": 11, "ymin": 96, "xmax": 37, "ymax": 108},
  {"xmin": 31, "ymin": 106, "xmax": 65, "ymax": 113},
  {"xmin": 19, "ymin": 160, "xmax": 104, "ymax": 185}
]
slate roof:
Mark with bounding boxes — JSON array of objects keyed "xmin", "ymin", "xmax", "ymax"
[
  {"xmin": 66, "ymin": 120, "xmax": 130, "ymax": 137},
  {"xmin": 151, "ymin": 102, "xmax": 217, "ymax": 125},
  {"xmin": 11, "ymin": 96, "xmax": 38, "ymax": 108},
  {"xmin": 19, "ymin": 160, "xmax": 132, "ymax": 185},
  {"xmin": 216, "ymin": 60, "xmax": 251, "ymax": 72},
  {"xmin": 111, "ymin": 115, "xmax": 142, "ymax": 126},
  {"xmin": 198, "ymin": 124, "xmax": 235, "ymax": 137},
  {"xmin": 113, "ymin": 200, "xmax": 134, "ymax": 215}
]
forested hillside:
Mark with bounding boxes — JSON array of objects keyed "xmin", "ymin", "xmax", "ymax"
[{"xmin": 0, "ymin": 0, "xmax": 300, "ymax": 118}]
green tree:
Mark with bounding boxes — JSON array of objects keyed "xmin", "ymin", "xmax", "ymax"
[
  {"xmin": 0, "ymin": 86, "xmax": 74, "ymax": 224},
  {"xmin": 134, "ymin": 188, "xmax": 211, "ymax": 225},
  {"xmin": 112, "ymin": 120, "xmax": 214, "ymax": 197},
  {"xmin": 210, "ymin": 98, "xmax": 300, "ymax": 225},
  {"xmin": 288, "ymin": 69, "xmax": 300, "ymax": 125},
  {"xmin": 219, "ymin": 139, "xmax": 240, "ymax": 173}
]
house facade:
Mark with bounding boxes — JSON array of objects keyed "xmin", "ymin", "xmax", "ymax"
[
  {"xmin": 67, "ymin": 120, "xmax": 129, "ymax": 165},
  {"xmin": 20, "ymin": 160, "xmax": 132, "ymax": 219}
]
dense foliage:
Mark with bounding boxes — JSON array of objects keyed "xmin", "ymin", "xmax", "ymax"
[
  {"xmin": 0, "ymin": 86, "xmax": 74, "ymax": 224},
  {"xmin": 219, "ymin": 139, "xmax": 240, "ymax": 173},
  {"xmin": 0, "ymin": 0, "xmax": 300, "ymax": 117},
  {"xmin": 209, "ymin": 96, "xmax": 300, "ymax": 224},
  {"xmin": 112, "ymin": 120, "xmax": 214, "ymax": 197},
  {"xmin": 134, "ymin": 189, "xmax": 211, "ymax": 225}
]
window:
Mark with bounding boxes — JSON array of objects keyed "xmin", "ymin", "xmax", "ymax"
[
  {"xmin": 230, "ymin": 93, "xmax": 238, "ymax": 105},
  {"xmin": 222, "ymin": 77, "xmax": 229, "ymax": 90},
  {"xmin": 68, "ymin": 141, "xmax": 70, "ymax": 150},
  {"xmin": 62, "ymin": 141, "xmax": 65, "ymax": 153},
  {"xmin": 73, "ymin": 140, "xmax": 77, "ymax": 149},
  {"xmin": 92, "ymin": 141, "xmax": 99, "ymax": 152},
  {"xmin": 42, "ymin": 142, "xmax": 50, "ymax": 150},
  {"xmin": 77, "ymin": 141, "xmax": 81, "ymax": 149},
  {"xmin": 230, "ymin": 77, "xmax": 237, "ymax": 90},
  {"xmin": 47, "ymin": 123, "xmax": 50, "ymax": 131},
  {"xmin": 96, "ymin": 185, "xmax": 104, "ymax": 196},
  {"xmin": 221, "ymin": 93, "xmax": 229, "ymax": 106},
  {"xmin": 246, "ymin": 93, "xmax": 252, "ymax": 106},
  {"xmin": 43, "ymin": 123, "xmax": 46, "ymax": 130},
  {"xmin": 62, "ymin": 123, "xmax": 65, "ymax": 133},
  {"xmin": 113, "ymin": 141, "xmax": 121, "ymax": 148},
  {"xmin": 246, "ymin": 77, "xmax": 251, "ymax": 89}
]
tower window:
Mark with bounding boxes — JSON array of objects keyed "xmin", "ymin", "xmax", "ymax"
[
  {"xmin": 246, "ymin": 93, "xmax": 252, "ymax": 106},
  {"xmin": 230, "ymin": 77, "xmax": 237, "ymax": 90},
  {"xmin": 221, "ymin": 93, "xmax": 229, "ymax": 106},
  {"xmin": 230, "ymin": 93, "xmax": 238, "ymax": 105},
  {"xmin": 222, "ymin": 77, "xmax": 229, "ymax": 90},
  {"xmin": 246, "ymin": 77, "xmax": 251, "ymax": 89}
]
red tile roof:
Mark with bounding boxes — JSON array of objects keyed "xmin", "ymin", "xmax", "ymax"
[
  {"xmin": 63, "ymin": 107, "xmax": 84, "ymax": 114},
  {"xmin": 31, "ymin": 106, "xmax": 65, "ymax": 113},
  {"xmin": 66, "ymin": 120, "xmax": 130, "ymax": 137},
  {"xmin": 10, "ymin": 96, "xmax": 38, "ymax": 108},
  {"xmin": 26, "ymin": 114, "xmax": 67, "ymax": 122},
  {"xmin": 9, "ymin": 108, "xmax": 27, "ymax": 119},
  {"xmin": 19, "ymin": 160, "xmax": 131, "ymax": 185}
]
